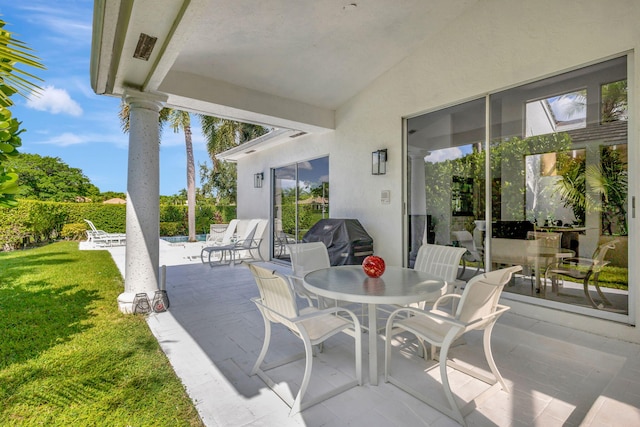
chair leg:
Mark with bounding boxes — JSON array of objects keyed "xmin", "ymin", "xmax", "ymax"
[
  {"xmin": 291, "ymin": 338, "xmax": 314, "ymax": 415},
  {"xmin": 251, "ymin": 316, "xmax": 271, "ymax": 375},
  {"xmin": 592, "ymin": 273, "xmax": 612, "ymax": 306},
  {"xmin": 483, "ymin": 323, "xmax": 508, "ymax": 392},
  {"xmin": 439, "ymin": 338, "xmax": 465, "ymax": 426},
  {"xmin": 581, "ymin": 272, "xmax": 600, "ymax": 308}
]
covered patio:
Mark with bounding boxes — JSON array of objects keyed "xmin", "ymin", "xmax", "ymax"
[
  {"xmin": 106, "ymin": 242, "xmax": 640, "ymax": 426},
  {"xmin": 90, "ymin": 1, "xmax": 640, "ymax": 423}
]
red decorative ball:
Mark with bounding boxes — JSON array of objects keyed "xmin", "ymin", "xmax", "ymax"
[{"xmin": 362, "ymin": 255, "xmax": 385, "ymax": 278}]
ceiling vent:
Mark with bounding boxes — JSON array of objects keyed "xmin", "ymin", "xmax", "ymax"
[{"xmin": 133, "ymin": 33, "xmax": 157, "ymax": 61}]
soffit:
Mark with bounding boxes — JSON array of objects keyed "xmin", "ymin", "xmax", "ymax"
[{"xmin": 92, "ymin": 0, "xmax": 477, "ymax": 129}]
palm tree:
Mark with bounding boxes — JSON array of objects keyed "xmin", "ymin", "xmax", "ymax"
[
  {"xmin": 200, "ymin": 116, "xmax": 269, "ymax": 170},
  {"xmin": 199, "ymin": 116, "xmax": 269, "ymax": 202},
  {"xmin": 601, "ymin": 80, "xmax": 627, "ymax": 123},
  {"xmin": 167, "ymin": 110, "xmax": 197, "ymax": 242},
  {"xmin": 119, "ymin": 105, "xmax": 198, "ymax": 241},
  {"xmin": 555, "ymin": 146, "xmax": 628, "ymax": 235}
]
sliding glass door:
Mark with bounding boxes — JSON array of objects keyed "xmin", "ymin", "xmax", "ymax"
[
  {"xmin": 407, "ymin": 56, "xmax": 629, "ymax": 320},
  {"xmin": 272, "ymin": 157, "xmax": 329, "ymax": 261}
]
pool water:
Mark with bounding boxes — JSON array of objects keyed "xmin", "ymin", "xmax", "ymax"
[{"xmin": 161, "ymin": 234, "xmax": 208, "ymax": 243}]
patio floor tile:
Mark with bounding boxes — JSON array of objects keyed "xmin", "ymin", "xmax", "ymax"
[{"xmin": 103, "ymin": 243, "xmax": 640, "ymax": 426}]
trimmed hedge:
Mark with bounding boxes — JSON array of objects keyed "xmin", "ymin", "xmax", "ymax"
[{"xmin": 0, "ymin": 200, "xmax": 236, "ymax": 251}]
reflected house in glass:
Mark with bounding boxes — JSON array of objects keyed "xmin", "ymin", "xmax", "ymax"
[{"xmin": 407, "ymin": 56, "xmax": 628, "ymax": 317}]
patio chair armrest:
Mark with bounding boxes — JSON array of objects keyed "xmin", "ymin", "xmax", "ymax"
[
  {"xmin": 251, "ymin": 297, "xmax": 299, "ymax": 322},
  {"xmin": 296, "ymin": 305, "xmax": 359, "ymax": 321},
  {"xmin": 463, "ymin": 304, "xmax": 510, "ymax": 330},
  {"xmin": 561, "ymin": 257, "xmax": 602, "ymax": 266},
  {"xmin": 234, "ymin": 237, "xmax": 262, "ymax": 250},
  {"xmin": 294, "ymin": 306, "xmax": 363, "ymax": 330},
  {"xmin": 432, "ymin": 293, "xmax": 461, "ymax": 311},
  {"xmin": 251, "ymin": 297, "xmax": 361, "ymax": 329},
  {"xmin": 387, "ymin": 306, "xmax": 465, "ymax": 329}
]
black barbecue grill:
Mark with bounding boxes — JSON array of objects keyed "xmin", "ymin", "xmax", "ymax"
[{"xmin": 302, "ymin": 219, "xmax": 374, "ymax": 266}]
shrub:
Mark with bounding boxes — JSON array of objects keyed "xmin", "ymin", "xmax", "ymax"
[
  {"xmin": 0, "ymin": 199, "xmax": 235, "ymax": 249},
  {"xmin": 216, "ymin": 205, "xmax": 236, "ymax": 223},
  {"xmin": 61, "ymin": 223, "xmax": 87, "ymax": 240},
  {"xmin": 160, "ymin": 204, "xmax": 184, "ymax": 222},
  {"xmin": 160, "ymin": 221, "xmax": 185, "ymax": 236}
]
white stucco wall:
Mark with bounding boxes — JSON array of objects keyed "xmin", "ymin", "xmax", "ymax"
[{"xmin": 238, "ymin": 0, "xmax": 639, "ymax": 342}]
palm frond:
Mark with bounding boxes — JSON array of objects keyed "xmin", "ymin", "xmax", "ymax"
[{"xmin": 0, "ymin": 20, "xmax": 45, "ymax": 106}]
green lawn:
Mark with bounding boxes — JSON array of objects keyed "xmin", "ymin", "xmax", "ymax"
[{"xmin": 0, "ymin": 242, "xmax": 203, "ymax": 426}]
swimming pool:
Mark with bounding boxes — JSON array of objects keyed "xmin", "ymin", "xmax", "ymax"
[{"xmin": 161, "ymin": 234, "xmax": 208, "ymax": 243}]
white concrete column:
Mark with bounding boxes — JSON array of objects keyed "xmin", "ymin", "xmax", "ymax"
[{"xmin": 118, "ymin": 89, "xmax": 167, "ymax": 313}]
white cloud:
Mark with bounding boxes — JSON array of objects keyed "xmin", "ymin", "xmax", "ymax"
[
  {"xmin": 35, "ymin": 132, "xmax": 127, "ymax": 148},
  {"xmin": 26, "ymin": 86, "xmax": 83, "ymax": 116},
  {"xmin": 36, "ymin": 132, "xmax": 86, "ymax": 147},
  {"xmin": 425, "ymin": 147, "xmax": 463, "ymax": 163}
]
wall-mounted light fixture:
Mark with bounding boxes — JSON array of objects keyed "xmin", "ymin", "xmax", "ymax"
[
  {"xmin": 372, "ymin": 149, "xmax": 387, "ymax": 175},
  {"xmin": 254, "ymin": 172, "xmax": 264, "ymax": 188}
]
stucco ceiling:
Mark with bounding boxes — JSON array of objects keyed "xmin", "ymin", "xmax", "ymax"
[{"xmin": 92, "ymin": 0, "xmax": 476, "ymax": 132}]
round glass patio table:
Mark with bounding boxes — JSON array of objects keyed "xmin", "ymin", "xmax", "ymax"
[{"xmin": 303, "ymin": 265, "xmax": 445, "ymax": 385}]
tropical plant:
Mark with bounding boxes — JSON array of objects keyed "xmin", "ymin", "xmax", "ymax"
[
  {"xmin": 0, "ymin": 18, "xmax": 44, "ymax": 207},
  {"xmin": 554, "ymin": 145, "xmax": 628, "ymax": 235},
  {"xmin": 0, "ymin": 108, "xmax": 22, "ymax": 207},
  {"xmin": 0, "ymin": 19, "xmax": 44, "ymax": 106},
  {"xmin": 199, "ymin": 116, "xmax": 269, "ymax": 203},
  {"xmin": 588, "ymin": 146, "xmax": 628, "ymax": 235},
  {"xmin": 601, "ymin": 80, "xmax": 627, "ymax": 123},
  {"xmin": 554, "ymin": 152, "xmax": 590, "ymax": 225}
]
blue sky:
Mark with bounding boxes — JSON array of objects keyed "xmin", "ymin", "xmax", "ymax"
[{"xmin": 3, "ymin": 1, "xmax": 210, "ymax": 195}]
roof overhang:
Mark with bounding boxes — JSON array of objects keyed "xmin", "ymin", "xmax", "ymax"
[
  {"xmin": 91, "ymin": 0, "xmax": 477, "ymax": 133},
  {"xmin": 217, "ymin": 129, "xmax": 308, "ymax": 162}
]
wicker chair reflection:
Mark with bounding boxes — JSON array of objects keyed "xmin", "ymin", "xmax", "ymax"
[{"xmin": 544, "ymin": 239, "xmax": 619, "ymax": 308}]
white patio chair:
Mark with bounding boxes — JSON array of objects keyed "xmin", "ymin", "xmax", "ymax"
[
  {"xmin": 380, "ymin": 244, "xmax": 467, "ymax": 333},
  {"xmin": 384, "ymin": 265, "xmax": 522, "ymax": 426},
  {"xmin": 200, "ymin": 219, "xmax": 239, "ymax": 262},
  {"xmin": 288, "ymin": 241, "xmax": 368, "ymax": 329},
  {"xmin": 287, "ymin": 242, "xmax": 332, "ymax": 307},
  {"xmin": 413, "ymin": 244, "xmax": 467, "ymax": 300},
  {"xmin": 201, "ymin": 219, "xmax": 265, "ymax": 265},
  {"xmin": 206, "ymin": 220, "xmax": 239, "ymax": 245},
  {"xmin": 84, "ymin": 219, "xmax": 126, "ymax": 246},
  {"xmin": 247, "ymin": 263, "xmax": 362, "ymax": 415}
]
